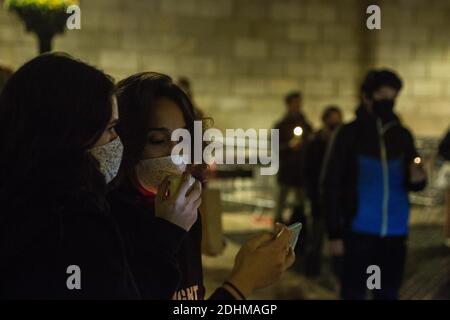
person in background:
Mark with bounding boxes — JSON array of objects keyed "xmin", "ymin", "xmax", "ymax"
[
  {"xmin": 273, "ymin": 91, "xmax": 313, "ymax": 258},
  {"xmin": 110, "ymin": 72, "xmax": 295, "ymax": 300},
  {"xmin": 0, "ymin": 65, "xmax": 13, "ymax": 93},
  {"xmin": 438, "ymin": 129, "xmax": 450, "ymax": 161},
  {"xmin": 438, "ymin": 128, "xmax": 450, "ymax": 246},
  {"xmin": 321, "ymin": 69, "xmax": 427, "ymax": 300},
  {"xmin": 304, "ymin": 106, "xmax": 343, "ymax": 277}
]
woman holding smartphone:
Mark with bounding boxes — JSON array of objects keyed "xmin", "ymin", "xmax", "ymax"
[
  {"xmin": 110, "ymin": 72, "xmax": 295, "ymax": 300},
  {"xmin": 0, "ymin": 53, "xmax": 200, "ymax": 299}
]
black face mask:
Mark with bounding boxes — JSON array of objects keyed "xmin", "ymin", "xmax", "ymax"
[{"xmin": 372, "ymin": 99, "xmax": 395, "ymax": 119}]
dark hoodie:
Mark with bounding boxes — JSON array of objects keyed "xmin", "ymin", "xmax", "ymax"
[
  {"xmin": 274, "ymin": 112, "xmax": 313, "ymax": 187},
  {"xmin": 321, "ymin": 106, "xmax": 426, "ymax": 240},
  {"xmin": 0, "ymin": 183, "xmax": 234, "ymax": 300},
  {"xmin": 439, "ymin": 130, "xmax": 450, "ymax": 161},
  {"xmin": 107, "ymin": 183, "xmax": 234, "ymax": 300},
  {"xmin": 0, "ymin": 188, "xmax": 140, "ymax": 299}
]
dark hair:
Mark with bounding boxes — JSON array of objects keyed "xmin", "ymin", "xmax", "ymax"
[
  {"xmin": 177, "ymin": 76, "xmax": 191, "ymax": 90},
  {"xmin": 177, "ymin": 76, "xmax": 193, "ymax": 99},
  {"xmin": 284, "ymin": 91, "xmax": 301, "ymax": 105},
  {"xmin": 115, "ymin": 72, "xmax": 202, "ymax": 186},
  {"xmin": 0, "ymin": 53, "xmax": 115, "ymax": 207},
  {"xmin": 360, "ymin": 69, "xmax": 403, "ymax": 99},
  {"xmin": 0, "ymin": 65, "xmax": 13, "ymax": 92},
  {"xmin": 321, "ymin": 105, "xmax": 342, "ymax": 122}
]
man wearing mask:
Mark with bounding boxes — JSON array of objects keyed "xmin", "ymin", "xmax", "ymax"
[
  {"xmin": 304, "ymin": 106, "xmax": 343, "ymax": 277},
  {"xmin": 273, "ymin": 91, "xmax": 313, "ymax": 257},
  {"xmin": 438, "ymin": 129, "xmax": 450, "ymax": 246},
  {"xmin": 321, "ymin": 70, "xmax": 427, "ymax": 300}
]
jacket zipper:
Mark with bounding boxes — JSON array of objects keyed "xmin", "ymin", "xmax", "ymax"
[{"xmin": 377, "ymin": 119, "xmax": 389, "ymax": 237}]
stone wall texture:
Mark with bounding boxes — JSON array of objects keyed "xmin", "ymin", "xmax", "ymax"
[{"xmin": 1, "ymin": 0, "xmax": 449, "ymax": 136}]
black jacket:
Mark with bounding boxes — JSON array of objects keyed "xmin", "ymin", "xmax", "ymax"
[
  {"xmin": 305, "ymin": 129, "xmax": 331, "ymax": 204},
  {"xmin": 108, "ymin": 185, "xmax": 234, "ymax": 300},
  {"xmin": 0, "ymin": 190, "xmax": 140, "ymax": 299},
  {"xmin": 321, "ymin": 106, "xmax": 426, "ymax": 240},
  {"xmin": 439, "ymin": 130, "xmax": 450, "ymax": 161},
  {"xmin": 0, "ymin": 185, "xmax": 234, "ymax": 300},
  {"xmin": 274, "ymin": 112, "xmax": 313, "ymax": 187}
]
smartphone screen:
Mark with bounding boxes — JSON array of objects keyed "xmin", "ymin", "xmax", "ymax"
[{"xmin": 288, "ymin": 222, "xmax": 303, "ymax": 250}]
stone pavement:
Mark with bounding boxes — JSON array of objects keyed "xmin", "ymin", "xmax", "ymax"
[{"xmin": 202, "ymin": 206, "xmax": 450, "ymax": 300}]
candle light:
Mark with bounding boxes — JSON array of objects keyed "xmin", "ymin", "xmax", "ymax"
[
  {"xmin": 414, "ymin": 157, "xmax": 421, "ymax": 164},
  {"xmin": 293, "ymin": 126, "xmax": 303, "ymax": 137}
]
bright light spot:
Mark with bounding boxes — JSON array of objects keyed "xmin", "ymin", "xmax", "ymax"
[
  {"xmin": 414, "ymin": 157, "xmax": 421, "ymax": 164},
  {"xmin": 293, "ymin": 126, "xmax": 303, "ymax": 136}
]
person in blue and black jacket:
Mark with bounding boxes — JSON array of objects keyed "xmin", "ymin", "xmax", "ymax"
[
  {"xmin": 321, "ymin": 69, "xmax": 427, "ymax": 300},
  {"xmin": 439, "ymin": 129, "xmax": 450, "ymax": 161}
]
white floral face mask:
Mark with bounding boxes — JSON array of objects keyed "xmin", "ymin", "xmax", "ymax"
[
  {"xmin": 89, "ymin": 137, "xmax": 123, "ymax": 184},
  {"xmin": 136, "ymin": 155, "xmax": 187, "ymax": 191}
]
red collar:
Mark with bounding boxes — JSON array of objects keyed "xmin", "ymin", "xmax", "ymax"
[{"xmin": 136, "ymin": 181, "xmax": 157, "ymax": 198}]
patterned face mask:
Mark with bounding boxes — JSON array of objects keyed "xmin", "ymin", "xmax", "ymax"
[
  {"xmin": 89, "ymin": 137, "xmax": 124, "ymax": 184},
  {"xmin": 136, "ymin": 155, "xmax": 187, "ymax": 191}
]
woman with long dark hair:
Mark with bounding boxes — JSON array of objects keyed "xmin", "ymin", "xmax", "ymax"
[
  {"xmin": 0, "ymin": 53, "xmax": 198, "ymax": 299},
  {"xmin": 111, "ymin": 72, "xmax": 295, "ymax": 300}
]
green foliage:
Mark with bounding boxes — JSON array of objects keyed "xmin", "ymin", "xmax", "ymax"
[
  {"xmin": 5, "ymin": 0, "xmax": 78, "ymax": 12},
  {"xmin": 5, "ymin": 0, "xmax": 79, "ymax": 37}
]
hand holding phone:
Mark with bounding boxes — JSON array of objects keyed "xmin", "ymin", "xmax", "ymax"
[
  {"xmin": 287, "ymin": 222, "xmax": 302, "ymax": 250},
  {"xmin": 409, "ymin": 157, "xmax": 427, "ymax": 184},
  {"xmin": 168, "ymin": 173, "xmax": 195, "ymax": 197},
  {"xmin": 155, "ymin": 172, "xmax": 200, "ymax": 231}
]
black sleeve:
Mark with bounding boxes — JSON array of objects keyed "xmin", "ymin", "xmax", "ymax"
[
  {"xmin": 403, "ymin": 128, "xmax": 427, "ymax": 192},
  {"xmin": 320, "ymin": 126, "xmax": 350, "ymax": 240},
  {"xmin": 0, "ymin": 199, "xmax": 142, "ymax": 300},
  {"xmin": 304, "ymin": 137, "xmax": 320, "ymax": 197},
  {"xmin": 0, "ymin": 215, "xmax": 135, "ymax": 299},
  {"xmin": 137, "ymin": 216, "xmax": 187, "ymax": 259},
  {"xmin": 305, "ymin": 120, "xmax": 314, "ymax": 138},
  {"xmin": 274, "ymin": 120, "xmax": 291, "ymax": 152},
  {"xmin": 129, "ymin": 216, "xmax": 188, "ymax": 300},
  {"xmin": 58, "ymin": 211, "xmax": 139, "ymax": 299},
  {"xmin": 208, "ymin": 287, "xmax": 237, "ymax": 300},
  {"xmin": 108, "ymin": 197, "xmax": 188, "ymax": 300},
  {"xmin": 438, "ymin": 130, "xmax": 450, "ymax": 161}
]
